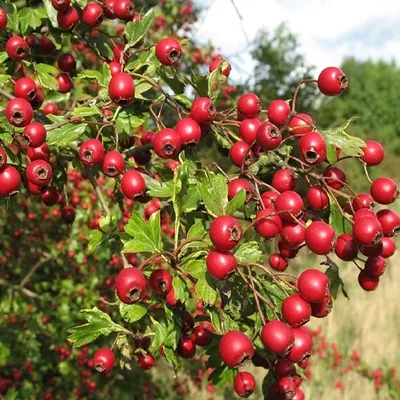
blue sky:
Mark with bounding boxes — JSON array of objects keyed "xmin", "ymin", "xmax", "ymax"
[{"xmin": 193, "ymin": 0, "xmax": 400, "ymax": 81}]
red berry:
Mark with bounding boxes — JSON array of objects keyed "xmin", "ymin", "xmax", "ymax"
[
  {"xmin": 175, "ymin": 117, "xmax": 201, "ymax": 145},
  {"xmin": 234, "ymin": 372, "xmax": 256, "ymax": 398},
  {"xmin": 335, "ymin": 233, "xmax": 359, "ymax": 261},
  {"xmin": 261, "ymin": 321, "xmax": 294, "ymax": 355},
  {"xmin": 261, "ymin": 190, "xmax": 279, "ymax": 208},
  {"xmin": 14, "ymin": 78, "xmax": 37, "ymax": 102},
  {"xmin": 237, "ymin": 93, "xmax": 261, "ymax": 119},
  {"xmin": 102, "ymin": 151, "xmax": 124, "ymax": 177},
  {"xmin": 275, "ymin": 191, "xmax": 304, "ymax": 221},
  {"xmin": 153, "ymin": 128, "xmax": 182, "ymax": 159},
  {"xmin": 353, "ymin": 216, "xmax": 383, "ymax": 246},
  {"xmin": 27, "ymin": 143, "xmax": 50, "ymax": 161},
  {"xmin": 190, "ymin": 97, "xmax": 216, "ymax": 124},
  {"xmin": 269, "ymin": 253, "xmax": 288, "ymax": 271},
  {"xmin": 361, "ymin": 140, "xmax": 384, "ymax": 166},
  {"xmin": 209, "ymin": 215, "xmax": 242, "ymax": 251},
  {"xmin": 376, "ymin": 209, "xmax": 400, "ymax": 236},
  {"xmin": 149, "ymin": 269, "xmax": 172, "ymax": 295},
  {"xmin": 310, "ymin": 293, "xmax": 333, "ymax": 318},
  {"xmin": 108, "ymin": 61, "xmax": 121, "ymax": 76},
  {"xmin": 239, "ymin": 118, "xmax": 261, "ymax": 144},
  {"xmin": 275, "ymin": 358, "xmax": 296, "ymax": 378},
  {"xmin": 0, "ymin": 147, "xmax": 7, "ymax": 168},
  {"xmin": 365, "ymin": 256, "xmax": 386, "ymax": 277},
  {"xmin": 323, "ymin": 166, "xmax": 346, "ymax": 190},
  {"xmin": 165, "ymin": 287, "xmax": 179, "ymax": 308},
  {"xmin": 298, "ymin": 132, "xmax": 327, "ymax": 165},
  {"xmin": 177, "ymin": 334, "xmax": 196, "ymax": 359},
  {"xmin": 267, "ymin": 100, "xmax": 290, "ymax": 126},
  {"xmin": 137, "ymin": 352, "xmax": 155, "ymax": 370},
  {"xmin": 61, "ymin": 205, "xmax": 75, "ymax": 224},
  {"xmin": 358, "ymin": 269, "xmax": 379, "ymax": 291},
  {"xmin": 57, "ymin": 53, "xmax": 76, "ymax": 73},
  {"xmin": 353, "ymin": 208, "xmax": 376, "ymax": 222},
  {"xmin": 56, "ymin": 73, "xmax": 73, "ymax": 93},
  {"xmin": 41, "ymin": 187, "xmax": 59, "ymax": 206},
  {"xmin": 155, "ymin": 37, "xmax": 182, "ymax": 66},
  {"xmin": 0, "ymin": 165, "xmax": 21, "ymax": 196},
  {"xmin": 305, "ymin": 221, "xmax": 335, "ymax": 255},
  {"xmin": 229, "ymin": 141, "xmax": 253, "ymax": 167},
  {"xmin": 206, "ymin": 250, "xmax": 237, "ymax": 280},
  {"xmin": 209, "ymin": 56, "xmax": 231, "ymax": 77},
  {"xmin": 113, "ymin": 0, "xmax": 135, "ymax": 21},
  {"xmin": 26, "ymin": 160, "xmax": 52, "ymax": 187},
  {"xmin": 279, "ymin": 239, "xmax": 299, "ymax": 259},
  {"xmin": 79, "ymin": 139, "xmax": 104, "ymax": 167},
  {"xmin": 281, "ymin": 222, "xmax": 306, "ymax": 248},
  {"xmin": 93, "ymin": 348, "xmax": 115, "ymax": 372},
  {"xmin": 104, "ymin": 0, "xmax": 117, "ymax": 19},
  {"xmin": 272, "ymin": 169, "xmax": 296, "ymax": 192},
  {"xmin": 381, "ymin": 237, "xmax": 396, "ymax": 259},
  {"xmin": 57, "ymin": 7, "xmax": 80, "ymax": 31},
  {"xmin": 108, "ymin": 72, "xmax": 135, "ymax": 106},
  {"xmin": 370, "ymin": 177, "xmax": 398, "ymax": 205},
  {"xmin": 306, "ymin": 185, "xmax": 329, "ymax": 210},
  {"xmin": 359, "ymin": 242, "xmax": 383, "ymax": 258},
  {"xmin": 219, "ymin": 331, "xmax": 254, "ymax": 367},
  {"xmin": 352, "ymin": 193, "xmax": 374, "ymax": 211},
  {"xmin": 317, "ymin": 67, "xmax": 348, "ymax": 96},
  {"xmin": 0, "ymin": 7, "xmax": 7, "ymax": 30},
  {"xmin": 282, "ymin": 295, "xmax": 311, "ymax": 327},
  {"xmin": 287, "ymin": 327, "xmax": 313, "ymax": 363},
  {"xmin": 289, "ymin": 113, "xmax": 313, "ymax": 135},
  {"xmin": 120, "ymin": 170, "xmax": 146, "ymax": 199},
  {"xmin": 6, "ymin": 36, "xmax": 29, "ymax": 61},
  {"xmin": 293, "ymin": 388, "xmax": 305, "ymax": 400},
  {"xmin": 6, "ymin": 98, "xmax": 33, "ymax": 127},
  {"xmin": 140, "ymin": 131, "xmax": 155, "ymax": 145},
  {"xmin": 43, "ymin": 102, "xmax": 59, "ymax": 115},
  {"xmin": 277, "ymin": 377, "xmax": 297, "ymax": 399},
  {"xmin": 82, "ymin": 2, "xmax": 104, "ymax": 27},
  {"xmin": 297, "ymin": 268, "xmax": 330, "ymax": 303},
  {"xmin": 191, "ymin": 326, "xmax": 212, "ymax": 346},
  {"xmin": 23, "ymin": 122, "xmax": 46, "ymax": 148},
  {"xmin": 51, "ymin": 0, "xmax": 70, "ymax": 11},
  {"xmin": 115, "ymin": 267, "xmax": 147, "ymax": 304},
  {"xmin": 255, "ymin": 208, "xmax": 282, "ymax": 239},
  {"xmin": 256, "ymin": 122, "xmax": 282, "ymax": 150},
  {"xmin": 228, "ymin": 178, "xmax": 254, "ymax": 203}
]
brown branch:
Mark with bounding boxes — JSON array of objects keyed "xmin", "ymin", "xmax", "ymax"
[
  {"xmin": 246, "ymin": 266, "xmax": 266, "ymax": 325},
  {"xmin": 86, "ymin": 167, "xmax": 110, "ymax": 216}
]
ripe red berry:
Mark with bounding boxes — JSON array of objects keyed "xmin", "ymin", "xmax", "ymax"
[
  {"xmin": 206, "ymin": 250, "xmax": 237, "ymax": 280},
  {"xmin": 113, "ymin": 0, "xmax": 135, "ymax": 21},
  {"xmin": 82, "ymin": 2, "xmax": 104, "ymax": 27},
  {"xmin": 190, "ymin": 97, "xmax": 216, "ymax": 124},
  {"xmin": 306, "ymin": 185, "xmax": 329, "ymax": 210},
  {"xmin": 93, "ymin": 348, "xmax": 115, "ymax": 372},
  {"xmin": 0, "ymin": 7, "xmax": 7, "ymax": 31},
  {"xmin": 0, "ymin": 165, "xmax": 21, "ymax": 196},
  {"xmin": 256, "ymin": 122, "xmax": 282, "ymax": 150},
  {"xmin": 293, "ymin": 388, "xmax": 305, "ymax": 400},
  {"xmin": 275, "ymin": 358, "xmax": 296, "ymax": 378},
  {"xmin": 359, "ymin": 242, "xmax": 383, "ymax": 258},
  {"xmin": 14, "ymin": 78, "xmax": 37, "ymax": 102},
  {"xmin": 229, "ymin": 141, "xmax": 253, "ymax": 167},
  {"xmin": 272, "ymin": 169, "xmax": 296, "ymax": 192},
  {"xmin": 376, "ymin": 209, "xmax": 400, "ymax": 236},
  {"xmin": 191, "ymin": 326, "xmax": 212, "ymax": 346},
  {"xmin": 353, "ymin": 216, "xmax": 383, "ymax": 246},
  {"xmin": 209, "ymin": 215, "xmax": 242, "ymax": 251},
  {"xmin": 155, "ymin": 37, "xmax": 182, "ymax": 66},
  {"xmin": 352, "ymin": 193, "xmax": 374, "ymax": 211},
  {"xmin": 289, "ymin": 113, "xmax": 313, "ymax": 135},
  {"xmin": 104, "ymin": 0, "xmax": 117, "ymax": 19},
  {"xmin": 234, "ymin": 372, "xmax": 256, "ymax": 398},
  {"xmin": 57, "ymin": 53, "xmax": 76, "ymax": 73},
  {"xmin": 381, "ymin": 237, "xmax": 396, "ymax": 259},
  {"xmin": 51, "ymin": 0, "xmax": 70, "ymax": 11},
  {"xmin": 353, "ymin": 208, "xmax": 376, "ymax": 222},
  {"xmin": 56, "ymin": 73, "xmax": 73, "ymax": 93},
  {"xmin": 335, "ymin": 233, "xmax": 359, "ymax": 261},
  {"xmin": 6, "ymin": 98, "xmax": 33, "ymax": 127},
  {"xmin": 297, "ymin": 269, "xmax": 330, "ymax": 303},
  {"xmin": 237, "ymin": 93, "xmax": 261, "ymax": 119},
  {"xmin": 115, "ymin": 267, "xmax": 147, "ymax": 304},
  {"xmin": 177, "ymin": 334, "xmax": 196, "ymax": 359},
  {"xmin": 365, "ymin": 256, "xmax": 386, "ymax": 277},
  {"xmin": 255, "ymin": 208, "xmax": 282, "ymax": 239},
  {"xmin": 239, "ymin": 118, "xmax": 261, "ymax": 144},
  {"xmin": 153, "ymin": 128, "xmax": 182, "ymax": 159},
  {"xmin": 61, "ymin": 205, "xmax": 76, "ymax": 224},
  {"xmin": 310, "ymin": 293, "xmax": 333, "ymax": 318},
  {"xmin": 120, "ymin": 170, "xmax": 146, "ymax": 199},
  {"xmin": 43, "ymin": 102, "xmax": 59, "ymax": 116},
  {"xmin": 41, "ymin": 187, "xmax": 59, "ymax": 206},
  {"xmin": 209, "ymin": 56, "xmax": 231, "ymax": 77},
  {"xmin": 305, "ymin": 221, "xmax": 335, "ymax": 255},
  {"xmin": 27, "ymin": 143, "xmax": 50, "ymax": 161},
  {"xmin": 361, "ymin": 140, "xmax": 384, "ymax": 166},
  {"xmin": 269, "ymin": 253, "xmax": 288, "ymax": 271},
  {"xmin": 276, "ymin": 377, "xmax": 297, "ymax": 399},
  {"xmin": 261, "ymin": 190, "xmax": 279, "ymax": 208},
  {"xmin": 282, "ymin": 295, "xmax": 311, "ymax": 327},
  {"xmin": 287, "ymin": 327, "xmax": 313, "ymax": 363},
  {"xmin": 175, "ymin": 117, "xmax": 202, "ymax": 145},
  {"xmin": 137, "ymin": 352, "xmax": 155, "ymax": 370},
  {"xmin": 57, "ymin": 7, "xmax": 80, "ymax": 31},
  {"xmin": 323, "ymin": 166, "xmax": 346, "ymax": 190},
  {"xmin": 108, "ymin": 61, "xmax": 121, "ymax": 76},
  {"xmin": 0, "ymin": 147, "xmax": 6, "ymax": 168},
  {"xmin": 279, "ymin": 239, "xmax": 299, "ymax": 259},
  {"xmin": 281, "ymin": 222, "xmax": 306, "ymax": 248},
  {"xmin": 219, "ymin": 331, "xmax": 254, "ymax": 367},
  {"xmin": 149, "ymin": 269, "xmax": 172, "ymax": 295},
  {"xmin": 108, "ymin": 72, "xmax": 135, "ymax": 106},
  {"xmin": 165, "ymin": 287, "xmax": 179, "ymax": 308},
  {"xmin": 23, "ymin": 122, "xmax": 46, "ymax": 148},
  {"xmin": 358, "ymin": 269, "xmax": 379, "ymax": 291},
  {"xmin": 26, "ymin": 160, "xmax": 52, "ymax": 187},
  {"xmin": 370, "ymin": 177, "xmax": 398, "ymax": 205},
  {"xmin": 6, "ymin": 36, "xmax": 29, "ymax": 61},
  {"xmin": 228, "ymin": 178, "xmax": 254, "ymax": 203},
  {"xmin": 267, "ymin": 100, "xmax": 290, "ymax": 126},
  {"xmin": 317, "ymin": 67, "xmax": 348, "ymax": 96},
  {"xmin": 101, "ymin": 150, "xmax": 124, "ymax": 177},
  {"xmin": 275, "ymin": 191, "xmax": 304, "ymax": 221},
  {"xmin": 298, "ymin": 132, "xmax": 327, "ymax": 165},
  {"xmin": 261, "ymin": 321, "xmax": 294, "ymax": 354},
  {"xmin": 79, "ymin": 139, "xmax": 105, "ymax": 167}
]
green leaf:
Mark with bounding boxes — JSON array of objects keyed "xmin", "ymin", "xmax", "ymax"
[
  {"xmin": 234, "ymin": 241, "xmax": 263, "ymax": 264},
  {"xmin": 125, "ymin": 50, "xmax": 160, "ymax": 71},
  {"xmin": 19, "ymin": 7, "xmax": 47, "ymax": 35},
  {"xmin": 172, "ymin": 275, "xmax": 189, "ymax": 302},
  {"xmin": 77, "ymin": 67, "xmax": 110, "ymax": 88},
  {"xmin": 226, "ymin": 189, "xmax": 246, "ymax": 215},
  {"xmin": 207, "ymin": 306, "xmax": 223, "ymax": 333},
  {"xmin": 115, "ymin": 109, "xmax": 148, "ymax": 134},
  {"xmin": 134, "ymin": 80, "xmax": 153, "ymax": 100},
  {"xmin": 71, "ymin": 106, "xmax": 101, "ymax": 118},
  {"xmin": 187, "ymin": 221, "xmax": 206, "ymax": 239},
  {"xmin": 88, "ymin": 230, "xmax": 104, "ymax": 252},
  {"xmin": 67, "ymin": 307, "xmax": 129, "ymax": 347},
  {"xmin": 328, "ymin": 195, "xmax": 352, "ymax": 235},
  {"xmin": 36, "ymin": 63, "xmax": 59, "ymax": 90},
  {"xmin": 124, "ymin": 8, "xmax": 156, "ymax": 49},
  {"xmin": 43, "ymin": 0, "xmax": 59, "ymax": 28},
  {"xmin": 0, "ymin": 341, "xmax": 10, "ymax": 366},
  {"xmin": 120, "ymin": 303, "xmax": 147, "ymax": 323},
  {"xmin": 190, "ymin": 70, "xmax": 208, "ymax": 97},
  {"xmin": 320, "ymin": 117, "xmax": 366, "ymax": 157},
  {"xmin": 99, "ymin": 214, "xmax": 117, "ymax": 234},
  {"xmin": 208, "ymin": 60, "xmax": 228, "ymax": 100},
  {"xmin": 326, "ymin": 143, "xmax": 338, "ymax": 164},
  {"xmin": 4, "ymin": 390, "xmax": 18, "ymax": 400},
  {"xmin": 0, "ymin": 131, "xmax": 13, "ymax": 144},
  {"xmin": 195, "ymin": 273, "xmax": 217, "ymax": 305},
  {"xmin": 324, "ymin": 260, "xmax": 349, "ymax": 300},
  {"xmin": 164, "ymin": 345, "xmax": 179, "ymax": 368},
  {"xmin": 150, "ymin": 317, "xmax": 168, "ymax": 354},
  {"xmin": 212, "ymin": 127, "xmax": 232, "ymax": 149},
  {"xmin": 123, "ymin": 211, "xmax": 162, "ymax": 253},
  {"xmin": 157, "ymin": 67, "xmax": 186, "ymax": 95},
  {"xmin": 0, "ymin": 52, "xmax": 9, "ymax": 63},
  {"xmin": 262, "ymin": 371, "xmax": 277, "ymax": 397},
  {"xmin": 2, "ymin": 2, "xmax": 18, "ymax": 32},
  {"xmin": 209, "ymin": 366, "xmax": 237, "ymax": 389},
  {"xmin": 147, "ymin": 180, "xmax": 174, "ymax": 198},
  {"xmin": 46, "ymin": 123, "xmax": 88, "ymax": 147},
  {"xmin": 197, "ymin": 171, "xmax": 228, "ymax": 217},
  {"xmin": 174, "ymin": 94, "xmax": 192, "ymax": 109},
  {"xmin": 183, "ymin": 259, "xmax": 206, "ymax": 280},
  {"xmin": 88, "ymin": 35, "xmax": 114, "ymax": 60}
]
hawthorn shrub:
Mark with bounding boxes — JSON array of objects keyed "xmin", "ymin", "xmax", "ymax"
[{"xmin": 0, "ymin": 0, "xmax": 398, "ymax": 399}]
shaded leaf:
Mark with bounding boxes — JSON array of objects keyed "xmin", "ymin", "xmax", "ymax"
[
  {"xmin": 234, "ymin": 241, "xmax": 263, "ymax": 264},
  {"xmin": 46, "ymin": 123, "xmax": 88, "ymax": 147},
  {"xmin": 226, "ymin": 189, "xmax": 246, "ymax": 214},
  {"xmin": 172, "ymin": 275, "xmax": 189, "ymax": 302},
  {"xmin": 195, "ymin": 272, "xmax": 217, "ymax": 305},
  {"xmin": 120, "ymin": 303, "xmax": 147, "ymax": 323},
  {"xmin": 124, "ymin": 8, "xmax": 156, "ymax": 48},
  {"xmin": 36, "ymin": 63, "xmax": 59, "ymax": 90},
  {"xmin": 197, "ymin": 171, "xmax": 228, "ymax": 217},
  {"xmin": 71, "ymin": 106, "xmax": 101, "ymax": 118}
]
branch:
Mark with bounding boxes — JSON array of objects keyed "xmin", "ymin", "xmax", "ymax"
[
  {"xmin": 20, "ymin": 255, "xmax": 53, "ymax": 288},
  {"xmin": 124, "ymin": 142, "xmax": 154, "ymax": 159},
  {"xmin": 86, "ymin": 167, "xmax": 110, "ymax": 216}
]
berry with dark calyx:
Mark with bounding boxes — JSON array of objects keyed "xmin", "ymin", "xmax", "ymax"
[
  {"xmin": 137, "ymin": 352, "xmax": 155, "ymax": 370},
  {"xmin": 28, "ymin": 143, "xmax": 50, "ymax": 161},
  {"xmin": 287, "ymin": 327, "xmax": 313, "ymax": 363},
  {"xmin": 298, "ymin": 132, "xmax": 327, "ymax": 165},
  {"xmin": 113, "ymin": 0, "xmax": 135, "ymax": 21},
  {"xmin": 133, "ymin": 150, "xmax": 151, "ymax": 166},
  {"xmin": 115, "ymin": 267, "xmax": 147, "ymax": 304},
  {"xmin": 359, "ymin": 242, "xmax": 383, "ymax": 258},
  {"xmin": 234, "ymin": 372, "xmax": 256, "ymax": 398},
  {"xmin": 239, "ymin": 118, "xmax": 261, "ymax": 144},
  {"xmin": 22, "ymin": 122, "xmax": 46, "ymax": 148},
  {"xmin": 0, "ymin": 165, "xmax": 21, "ymax": 196},
  {"xmin": 0, "ymin": 147, "xmax": 7, "ymax": 168},
  {"xmin": 228, "ymin": 178, "xmax": 254, "ymax": 203},
  {"xmin": 289, "ymin": 113, "xmax": 313, "ymax": 135},
  {"xmin": 190, "ymin": 97, "xmax": 216, "ymax": 124},
  {"xmin": 261, "ymin": 321, "xmax": 294, "ymax": 355},
  {"xmin": 155, "ymin": 38, "xmax": 182, "ymax": 66},
  {"xmin": 6, "ymin": 98, "xmax": 33, "ymax": 127},
  {"xmin": 272, "ymin": 169, "xmax": 296, "ymax": 192},
  {"xmin": 281, "ymin": 222, "xmax": 306, "ymax": 248},
  {"xmin": 229, "ymin": 141, "xmax": 253, "ymax": 167},
  {"xmin": 209, "ymin": 56, "xmax": 231, "ymax": 77},
  {"xmin": 14, "ymin": 78, "xmax": 37, "ymax": 102},
  {"xmin": 30, "ymin": 89, "xmax": 44, "ymax": 110},
  {"xmin": 376, "ymin": 209, "xmax": 400, "ymax": 236},
  {"xmin": 275, "ymin": 191, "xmax": 304, "ymax": 222},
  {"xmin": 365, "ymin": 256, "xmax": 386, "ymax": 277},
  {"xmin": 177, "ymin": 334, "xmax": 196, "ymax": 359},
  {"xmin": 56, "ymin": 73, "xmax": 73, "ymax": 93},
  {"xmin": 6, "ymin": 36, "xmax": 29, "ymax": 61},
  {"xmin": 149, "ymin": 269, "xmax": 172, "ymax": 295},
  {"xmin": 57, "ymin": 7, "xmax": 80, "ymax": 31},
  {"xmin": 181, "ymin": 310, "xmax": 194, "ymax": 333},
  {"xmin": 153, "ymin": 128, "xmax": 182, "ymax": 159},
  {"xmin": 0, "ymin": 7, "xmax": 7, "ymax": 31},
  {"xmin": 26, "ymin": 160, "xmax": 52, "ymax": 187},
  {"xmin": 353, "ymin": 216, "xmax": 383, "ymax": 246},
  {"xmin": 61, "ymin": 205, "xmax": 75, "ymax": 224},
  {"xmin": 175, "ymin": 117, "xmax": 201, "ymax": 145},
  {"xmin": 305, "ymin": 221, "xmax": 335, "ymax": 255},
  {"xmin": 361, "ymin": 140, "xmax": 384, "ymax": 166},
  {"xmin": 108, "ymin": 72, "xmax": 135, "ymax": 106},
  {"xmin": 82, "ymin": 2, "xmax": 104, "ymax": 27},
  {"xmin": 293, "ymin": 388, "xmax": 305, "ymax": 400},
  {"xmin": 297, "ymin": 268, "xmax": 330, "ymax": 303},
  {"xmin": 41, "ymin": 187, "xmax": 59, "ymax": 206},
  {"xmin": 352, "ymin": 193, "xmax": 374, "ymax": 211},
  {"xmin": 38, "ymin": 35, "xmax": 56, "ymax": 54},
  {"xmin": 206, "ymin": 250, "xmax": 237, "ymax": 280},
  {"xmin": 255, "ymin": 208, "xmax": 282, "ymax": 239},
  {"xmin": 306, "ymin": 185, "xmax": 329, "ymax": 210},
  {"xmin": 191, "ymin": 326, "xmax": 212, "ymax": 346},
  {"xmin": 267, "ymin": 100, "xmax": 290, "ymax": 126},
  {"xmin": 358, "ymin": 269, "xmax": 379, "ymax": 291},
  {"xmin": 279, "ymin": 239, "xmax": 298, "ymax": 259},
  {"xmin": 269, "ymin": 253, "xmax": 288, "ymax": 271},
  {"xmin": 57, "ymin": 53, "xmax": 76, "ymax": 73},
  {"xmin": 209, "ymin": 215, "xmax": 242, "ymax": 251},
  {"xmin": 219, "ymin": 331, "xmax": 254, "ymax": 367},
  {"xmin": 275, "ymin": 358, "xmax": 296, "ymax": 378},
  {"xmin": 310, "ymin": 293, "xmax": 333, "ymax": 318},
  {"xmin": 93, "ymin": 348, "xmax": 115, "ymax": 372},
  {"xmin": 381, "ymin": 237, "xmax": 396, "ymax": 259},
  {"xmin": 323, "ymin": 166, "xmax": 346, "ymax": 190},
  {"xmin": 256, "ymin": 122, "xmax": 282, "ymax": 150},
  {"xmin": 79, "ymin": 139, "xmax": 104, "ymax": 167},
  {"xmin": 282, "ymin": 295, "xmax": 312, "ymax": 327},
  {"xmin": 120, "ymin": 169, "xmax": 146, "ymax": 199},
  {"xmin": 277, "ymin": 377, "xmax": 297, "ymax": 400},
  {"xmin": 261, "ymin": 190, "xmax": 279, "ymax": 208},
  {"xmin": 102, "ymin": 150, "xmax": 124, "ymax": 177},
  {"xmin": 51, "ymin": 0, "xmax": 70, "ymax": 11},
  {"xmin": 370, "ymin": 177, "xmax": 398, "ymax": 204},
  {"xmin": 317, "ymin": 66, "xmax": 348, "ymax": 96},
  {"xmin": 335, "ymin": 233, "xmax": 359, "ymax": 261},
  {"xmin": 237, "ymin": 93, "xmax": 261, "ymax": 119}
]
